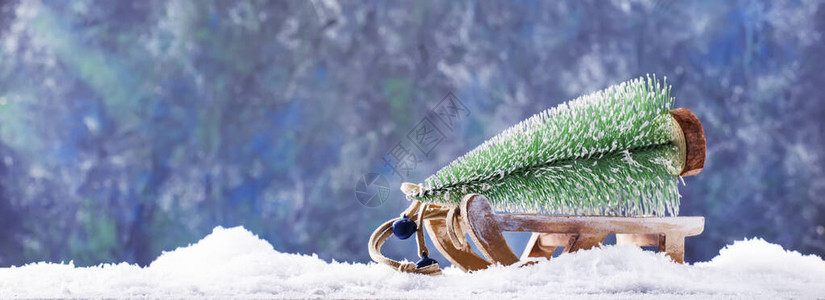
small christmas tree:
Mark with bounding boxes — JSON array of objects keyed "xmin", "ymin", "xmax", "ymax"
[{"xmin": 403, "ymin": 75, "xmax": 684, "ymax": 216}]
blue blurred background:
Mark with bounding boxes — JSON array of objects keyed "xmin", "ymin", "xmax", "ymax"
[{"xmin": 0, "ymin": 0, "xmax": 823, "ymax": 267}]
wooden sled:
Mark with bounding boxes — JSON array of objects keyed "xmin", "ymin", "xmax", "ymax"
[
  {"xmin": 369, "ymin": 108, "xmax": 707, "ymax": 274},
  {"xmin": 423, "ymin": 194, "xmax": 704, "ymax": 272}
]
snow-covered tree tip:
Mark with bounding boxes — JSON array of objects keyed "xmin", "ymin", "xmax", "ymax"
[{"xmin": 404, "ymin": 75, "xmax": 691, "ymax": 217}]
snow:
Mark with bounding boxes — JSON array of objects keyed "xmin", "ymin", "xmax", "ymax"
[{"xmin": 1, "ymin": 227, "xmax": 823, "ymax": 299}]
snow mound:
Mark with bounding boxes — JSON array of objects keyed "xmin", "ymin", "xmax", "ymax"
[{"xmin": 1, "ymin": 226, "xmax": 823, "ymax": 298}]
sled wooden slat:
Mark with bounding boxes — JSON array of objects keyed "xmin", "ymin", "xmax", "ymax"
[
  {"xmin": 491, "ymin": 214, "xmax": 705, "ymax": 236},
  {"xmin": 520, "ymin": 233, "xmax": 576, "ymax": 260},
  {"xmin": 566, "ymin": 233, "xmax": 608, "ymax": 252},
  {"xmin": 616, "ymin": 233, "xmax": 665, "ymax": 250}
]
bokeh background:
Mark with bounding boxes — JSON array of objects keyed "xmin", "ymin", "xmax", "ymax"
[{"xmin": 0, "ymin": 0, "xmax": 823, "ymax": 267}]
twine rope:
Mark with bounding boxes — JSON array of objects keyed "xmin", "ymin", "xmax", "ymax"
[{"xmin": 368, "ymin": 198, "xmax": 469, "ymax": 275}]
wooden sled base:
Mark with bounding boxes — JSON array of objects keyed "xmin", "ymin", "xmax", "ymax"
[
  {"xmin": 420, "ymin": 194, "xmax": 703, "ymax": 273},
  {"xmin": 369, "ymin": 194, "xmax": 705, "ymax": 274}
]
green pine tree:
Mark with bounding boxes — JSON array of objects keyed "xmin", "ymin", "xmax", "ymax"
[{"xmin": 404, "ymin": 75, "xmax": 685, "ymax": 216}]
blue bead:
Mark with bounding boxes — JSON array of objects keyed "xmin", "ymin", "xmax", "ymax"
[
  {"xmin": 392, "ymin": 215, "xmax": 417, "ymax": 240},
  {"xmin": 416, "ymin": 253, "xmax": 438, "ymax": 268}
]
